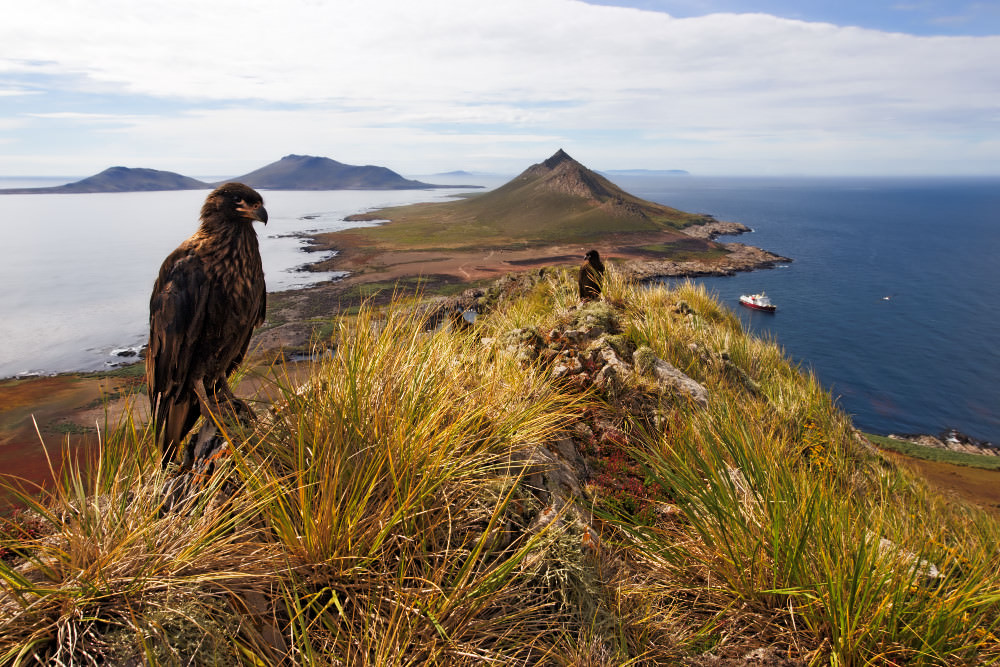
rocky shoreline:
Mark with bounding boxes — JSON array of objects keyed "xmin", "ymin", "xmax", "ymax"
[
  {"xmin": 888, "ymin": 429, "xmax": 999, "ymax": 457},
  {"xmin": 675, "ymin": 218, "xmax": 753, "ymax": 240},
  {"xmin": 622, "ymin": 242, "xmax": 791, "ymax": 281},
  {"xmin": 617, "ymin": 219, "xmax": 792, "ymax": 280},
  {"xmin": 252, "ymin": 217, "xmax": 791, "ymax": 354}
]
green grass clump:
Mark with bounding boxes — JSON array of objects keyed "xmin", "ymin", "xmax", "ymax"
[
  {"xmin": 2, "ymin": 273, "xmax": 999, "ymax": 665},
  {"xmin": 237, "ymin": 301, "xmax": 590, "ymax": 662},
  {"xmin": 78, "ymin": 362, "xmax": 147, "ymax": 380}
]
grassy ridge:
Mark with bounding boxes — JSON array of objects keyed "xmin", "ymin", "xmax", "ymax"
[{"xmin": 2, "ymin": 273, "xmax": 998, "ymax": 664}]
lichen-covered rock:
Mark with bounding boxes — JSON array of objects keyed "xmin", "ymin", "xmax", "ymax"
[
  {"xmin": 652, "ymin": 358, "xmax": 709, "ymax": 407},
  {"xmin": 633, "ymin": 345, "xmax": 657, "ymax": 375},
  {"xmin": 570, "ymin": 300, "xmax": 621, "ymax": 334},
  {"xmin": 502, "ymin": 326, "xmax": 544, "ymax": 350},
  {"xmin": 600, "ymin": 334, "xmax": 635, "ymax": 363},
  {"xmin": 646, "ymin": 356, "xmax": 710, "ymax": 407},
  {"xmin": 551, "ymin": 355, "xmax": 584, "ymax": 380}
]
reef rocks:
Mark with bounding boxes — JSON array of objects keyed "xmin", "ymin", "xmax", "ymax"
[
  {"xmin": 888, "ymin": 429, "xmax": 999, "ymax": 457},
  {"xmin": 624, "ymin": 243, "xmax": 791, "ymax": 281}
]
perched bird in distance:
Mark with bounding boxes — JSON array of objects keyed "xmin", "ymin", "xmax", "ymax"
[
  {"xmin": 578, "ymin": 249, "xmax": 605, "ymax": 301},
  {"xmin": 147, "ymin": 183, "xmax": 268, "ymax": 469}
]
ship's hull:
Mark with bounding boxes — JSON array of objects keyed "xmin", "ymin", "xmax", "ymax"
[{"xmin": 739, "ymin": 298, "xmax": 776, "ymax": 312}]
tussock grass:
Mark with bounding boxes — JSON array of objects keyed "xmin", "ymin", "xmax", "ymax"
[
  {"xmin": 2, "ymin": 273, "xmax": 999, "ymax": 665},
  {"xmin": 608, "ymin": 277, "xmax": 1000, "ymax": 665},
  {"xmin": 0, "ymin": 403, "xmax": 278, "ymax": 665},
  {"xmin": 235, "ymin": 300, "xmax": 588, "ymax": 663}
]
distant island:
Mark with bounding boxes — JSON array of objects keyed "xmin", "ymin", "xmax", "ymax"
[
  {"xmin": 230, "ymin": 155, "xmax": 479, "ymax": 190},
  {"xmin": 425, "ymin": 170, "xmax": 511, "ymax": 179},
  {"xmin": 0, "ymin": 167, "xmax": 210, "ymax": 194},
  {"xmin": 0, "ymin": 155, "xmax": 482, "ymax": 194},
  {"xmin": 600, "ymin": 168, "xmax": 690, "ymax": 176}
]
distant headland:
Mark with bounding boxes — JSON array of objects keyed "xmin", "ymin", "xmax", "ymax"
[
  {"xmin": 0, "ymin": 155, "xmax": 482, "ymax": 194},
  {"xmin": 0, "ymin": 167, "xmax": 210, "ymax": 194},
  {"xmin": 600, "ymin": 168, "xmax": 690, "ymax": 176}
]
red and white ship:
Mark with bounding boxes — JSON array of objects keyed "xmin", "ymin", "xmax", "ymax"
[{"xmin": 739, "ymin": 292, "xmax": 776, "ymax": 312}]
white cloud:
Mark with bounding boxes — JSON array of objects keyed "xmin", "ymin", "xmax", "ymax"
[
  {"xmin": 0, "ymin": 0, "xmax": 998, "ymax": 174},
  {"xmin": 28, "ymin": 111, "xmax": 136, "ymax": 121}
]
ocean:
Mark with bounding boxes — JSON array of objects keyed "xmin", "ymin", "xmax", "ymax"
[
  {"xmin": 0, "ymin": 175, "xmax": 997, "ymax": 444},
  {"xmin": 0, "ymin": 183, "xmax": 491, "ymax": 379},
  {"xmin": 614, "ymin": 175, "xmax": 1000, "ymax": 445}
]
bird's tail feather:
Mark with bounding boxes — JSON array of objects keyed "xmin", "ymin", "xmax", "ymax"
[{"xmin": 152, "ymin": 394, "xmax": 197, "ymax": 468}]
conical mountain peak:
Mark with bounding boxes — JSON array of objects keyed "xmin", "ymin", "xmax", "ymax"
[
  {"xmin": 518, "ymin": 149, "xmax": 623, "ymax": 201},
  {"xmin": 416, "ymin": 150, "xmax": 709, "ymax": 237},
  {"xmin": 338, "ymin": 150, "xmax": 713, "ymax": 248},
  {"xmin": 542, "ymin": 148, "xmax": 575, "ymax": 169}
]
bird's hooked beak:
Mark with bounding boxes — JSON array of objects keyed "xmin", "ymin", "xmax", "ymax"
[{"xmin": 236, "ymin": 201, "xmax": 268, "ymax": 224}]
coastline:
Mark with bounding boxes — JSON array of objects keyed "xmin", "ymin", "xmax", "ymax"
[
  {"xmin": 0, "ymin": 216, "xmax": 788, "ymax": 504},
  {"xmin": 256, "ymin": 217, "xmax": 790, "ymax": 353},
  {"xmin": 4, "ymin": 212, "xmax": 997, "ymax": 514}
]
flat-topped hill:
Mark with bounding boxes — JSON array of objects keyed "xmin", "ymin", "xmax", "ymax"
[
  {"xmin": 228, "ymin": 154, "xmax": 474, "ymax": 191},
  {"xmin": 0, "ymin": 167, "xmax": 209, "ymax": 194}
]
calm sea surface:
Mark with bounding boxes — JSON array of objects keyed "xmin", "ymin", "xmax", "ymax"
[
  {"xmin": 616, "ymin": 175, "xmax": 999, "ymax": 444},
  {"xmin": 1, "ymin": 175, "xmax": 997, "ymax": 444},
  {"xmin": 0, "ymin": 182, "xmax": 492, "ymax": 379}
]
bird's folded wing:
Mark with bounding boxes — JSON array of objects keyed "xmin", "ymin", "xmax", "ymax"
[{"xmin": 148, "ymin": 253, "xmax": 210, "ymax": 409}]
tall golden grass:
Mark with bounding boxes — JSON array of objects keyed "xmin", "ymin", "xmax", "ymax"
[{"xmin": 1, "ymin": 271, "xmax": 997, "ymax": 665}]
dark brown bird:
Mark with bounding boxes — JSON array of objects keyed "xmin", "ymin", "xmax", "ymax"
[
  {"xmin": 147, "ymin": 182, "xmax": 268, "ymax": 468},
  {"xmin": 578, "ymin": 249, "xmax": 605, "ymax": 301}
]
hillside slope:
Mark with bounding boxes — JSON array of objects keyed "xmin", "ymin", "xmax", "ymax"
[
  {"xmin": 2, "ymin": 272, "xmax": 997, "ymax": 665},
  {"xmin": 340, "ymin": 149, "xmax": 713, "ymax": 249}
]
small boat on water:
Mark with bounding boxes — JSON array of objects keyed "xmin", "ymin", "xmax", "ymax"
[{"xmin": 739, "ymin": 292, "xmax": 776, "ymax": 312}]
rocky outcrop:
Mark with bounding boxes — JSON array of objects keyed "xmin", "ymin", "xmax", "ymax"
[
  {"xmin": 888, "ymin": 430, "xmax": 999, "ymax": 457},
  {"xmin": 681, "ymin": 219, "xmax": 752, "ymax": 240},
  {"xmin": 482, "ymin": 303, "xmax": 713, "ymax": 575},
  {"xmin": 645, "ymin": 356, "xmax": 709, "ymax": 407},
  {"xmin": 488, "ymin": 302, "xmax": 710, "ymax": 409},
  {"xmin": 624, "ymin": 243, "xmax": 791, "ymax": 281}
]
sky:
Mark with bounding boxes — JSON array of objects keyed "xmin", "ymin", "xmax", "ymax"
[{"xmin": 1, "ymin": 0, "xmax": 999, "ymax": 178}]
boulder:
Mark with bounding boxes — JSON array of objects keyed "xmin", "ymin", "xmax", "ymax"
[{"xmin": 648, "ymin": 357, "xmax": 709, "ymax": 407}]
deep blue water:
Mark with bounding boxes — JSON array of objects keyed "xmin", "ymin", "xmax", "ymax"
[{"xmin": 611, "ymin": 175, "xmax": 1000, "ymax": 444}]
